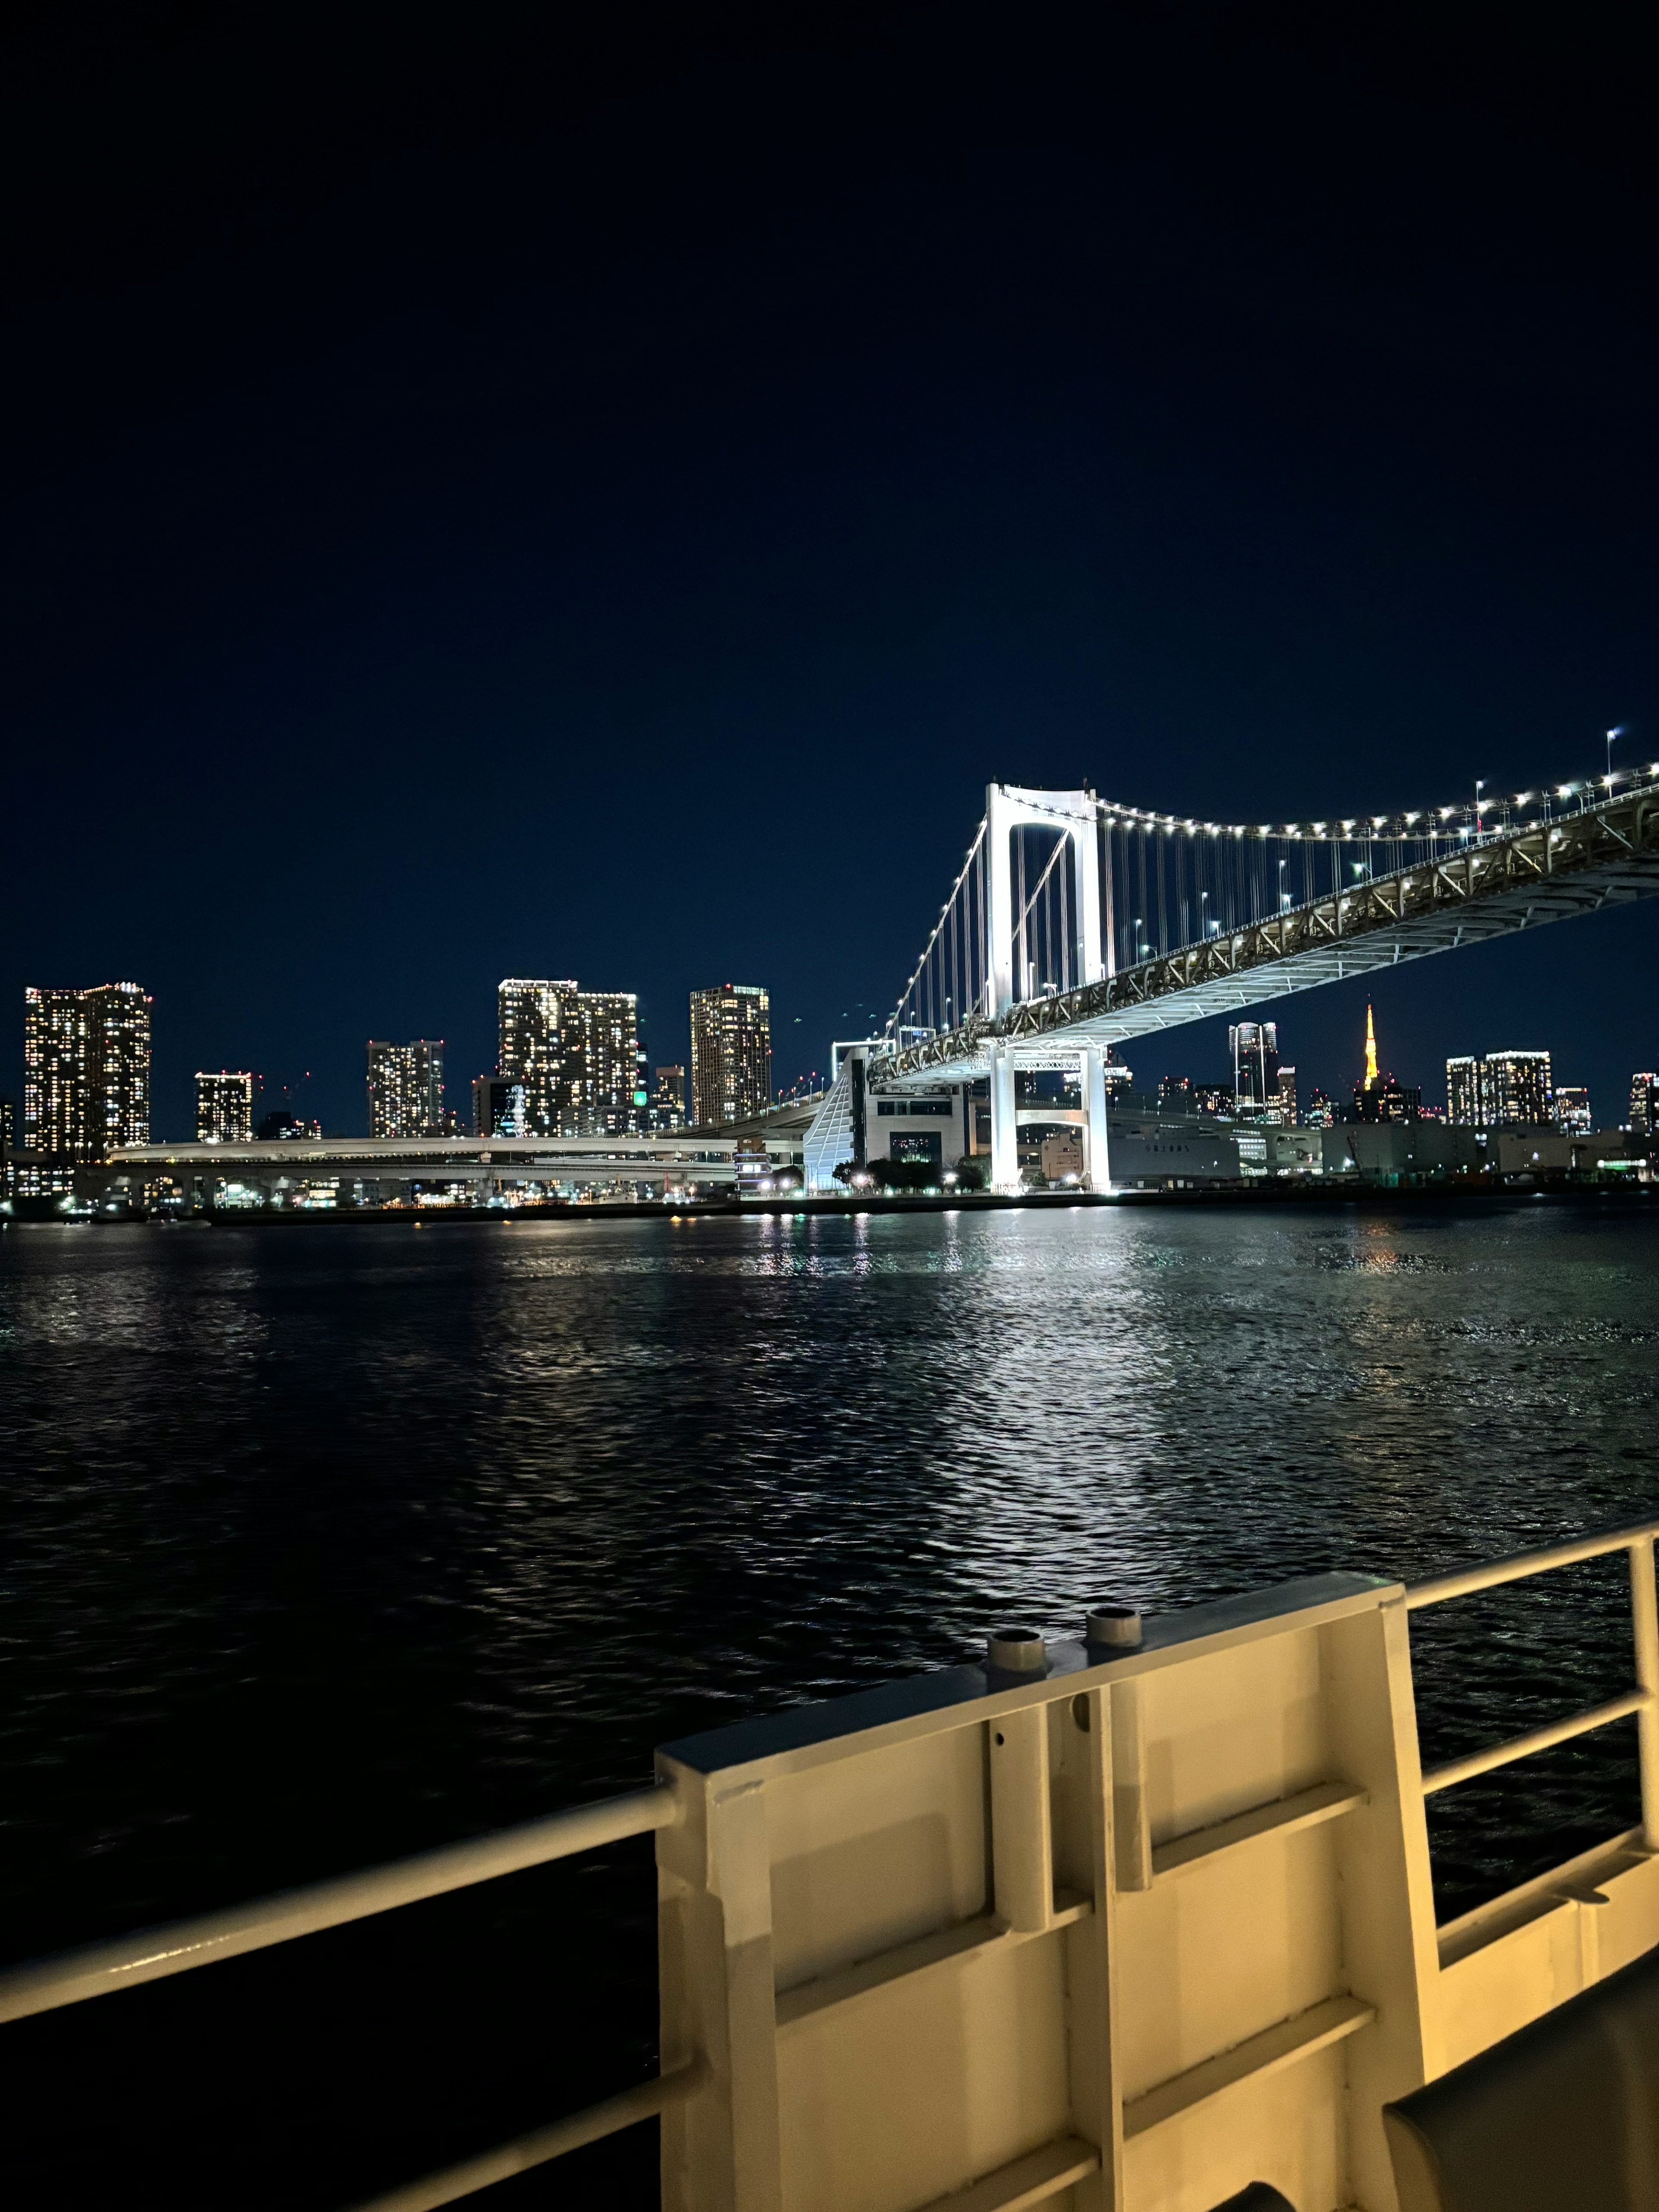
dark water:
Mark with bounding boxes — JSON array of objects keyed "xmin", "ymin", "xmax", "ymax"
[{"xmin": 3, "ymin": 1205, "xmax": 1659, "ymax": 2206}]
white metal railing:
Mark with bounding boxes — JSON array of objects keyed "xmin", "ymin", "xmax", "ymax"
[
  {"xmin": 1406, "ymin": 1520, "xmax": 1659, "ymax": 1851},
  {"xmin": 0, "ymin": 1780, "xmax": 683, "ymax": 2210}
]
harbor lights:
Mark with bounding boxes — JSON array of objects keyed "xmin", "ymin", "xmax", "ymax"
[{"xmin": 1607, "ymin": 725, "xmax": 1622, "ymax": 792}]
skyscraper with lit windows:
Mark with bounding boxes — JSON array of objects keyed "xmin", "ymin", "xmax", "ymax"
[
  {"xmin": 23, "ymin": 982, "xmax": 151, "ymax": 1162},
  {"xmin": 690, "ymin": 984, "xmax": 772, "ymax": 1126},
  {"xmin": 196, "ymin": 1071, "xmax": 254, "ymax": 1144},
  {"xmin": 366, "ymin": 1040, "xmax": 445, "ymax": 1138}
]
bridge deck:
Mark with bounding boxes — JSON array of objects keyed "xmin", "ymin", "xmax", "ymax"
[{"xmin": 880, "ymin": 786, "xmax": 1659, "ymax": 1086}]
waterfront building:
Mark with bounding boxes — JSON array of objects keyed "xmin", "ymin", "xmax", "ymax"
[
  {"xmin": 653, "ymin": 1064, "xmax": 687, "ymax": 1129},
  {"xmin": 472, "ymin": 1075, "xmax": 526, "ymax": 1139},
  {"xmin": 1228, "ymin": 1021, "xmax": 1279, "ymax": 1120},
  {"xmin": 1554, "ymin": 1086, "xmax": 1592, "ymax": 1136},
  {"xmin": 1304, "ymin": 1088, "xmax": 1335, "ymax": 1128},
  {"xmin": 1631, "ymin": 1073, "xmax": 1658, "ymax": 1135},
  {"xmin": 1484, "ymin": 1049, "xmax": 1552, "ymax": 1128},
  {"xmin": 565, "ymin": 991, "xmax": 640, "ymax": 1135},
  {"xmin": 196, "ymin": 1071, "xmax": 254, "ymax": 1145},
  {"xmin": 1446, "ymin": 1056, "xmax": 1483, "ymax": 1127},
  {"xmin": 23, "ymin": 982, "xmax": 152, "ymax": 1163},
  {"xmin": 689, "ymin": 984, "xmax": 772, "ymax": 1126},
  {"xmin": 1272, "ymin": 1064, "xmax": 1297, "ymax": 1126},
  {"xmin": 498, "ymin": 979, "xmax": 578, "ymax": 1136},
  {"xmin": 366, "ymin": 1039, "xmax": 445, "ymax": 1138}
]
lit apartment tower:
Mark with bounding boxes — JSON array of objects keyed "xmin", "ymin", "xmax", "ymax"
[
  {"xmin": 498, "ymin": 979, "xmax": 577, "ymax": 1136},
  {"xmin": 196, "ymin": 1071, "xmax": 254, "ymax": 1144},
  {"xmin": 562, "ymin": 992, "xmax": 640, "ymax": 1135},
  {"xmin": 1631, "ymin": 1074, "xmax": 1658, "ymax": 1135},
  {"xmin": 23, "ymin": 982, "xmax": 152, "ymax": 1162},
  {"xmin": 1227, "ymin": 1022, "xmax": 1279, "ymax": 1120},
  {"xmin": 1554, "ymin": 1086, "xmax": 1592, "ymax": 1136},
  {"xmin": 1446, "ymin": 1056, "xmax": 1483, "ymax": 1127},
  {"xmin": 689, "ymin": 984, "xmax": 772, "ymax": 1126},
  {"xmin": 1484, "ymin": 1049, "xmax": 1552, "ymax": 1129},
  {"xmin": 365, "ymin": 1039, "xmax": 445, "ymax": 1138}
]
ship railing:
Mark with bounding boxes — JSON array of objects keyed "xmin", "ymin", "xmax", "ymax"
[
  {"xmin": 1406, "ymin": 1518, "xmax": 1659, "ymax": 1929},
  {"xmin": 0, "ymin": 1780, "xmax": 690, "ymax": 2212}
]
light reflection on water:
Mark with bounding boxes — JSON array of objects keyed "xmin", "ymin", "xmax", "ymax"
[{"xmin": 2, "ymin": 1204, "xmax": 1659, "ymax": 1953}]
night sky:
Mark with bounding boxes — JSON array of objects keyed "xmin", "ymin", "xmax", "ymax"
[{"xmin": 3, "ymin": 5, "xmax": 1655, "ymax": 1136}]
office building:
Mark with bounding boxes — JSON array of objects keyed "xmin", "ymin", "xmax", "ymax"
[
  {"xmin": 23, "ymin": 982, "xmax": 152, "ymax": 1163},
  {"xmin": 1351, "ymin": 1074, "xmax": 1421, "ymax": 1125},
  {"xmin": 1631, "ymin": 1074, "xmax": 1658, "ymax": 1136},
  {"xmin": 196, "ymin": 1071, "xmax": 254, "ymax": 1145},
  {"xmin": 1157, "ymin": 1075, "xmax": 1193, "ymax": 1114},
  {"xmin": 1554, "ymin": 1086, "xmax": 1592, "ymax": 1137},
  {"xmin": 1192, "ymin": 1084, "xmax": 1235, "ymax": 1117},
  {"xmin": 472, "ymin": 1075, "xmax": 526, "ymax": 1138},
  {"xmin": 690, "ymin": 984, "xmax": 772, "ymax": 1126},
  {"xmin": 366, "ymin": 1039, "xmax": 445, "ymax": 1139},
  {"xmin": 1304, "ymin": 1089, "xmax": 1335, "ymax": 1129},
  {"xmin": 1228, "ymin": 1023, "xmax": 1279, "ymax": 1120},
  {"xmin": 653, "ymin": 1065, "xmax": 687, "ymax": 1129},
  {"xmin": 1102, "ymin": 1057, "xmax": 1134, "ymax": 1096},
  {"xmin": 1484, "ymin": 1050, "xmax": 1552, "ymax": 1129},
  {"xmin": 1273, "ymin": 1065, "xmax": 1298, "ymax": 1126}
]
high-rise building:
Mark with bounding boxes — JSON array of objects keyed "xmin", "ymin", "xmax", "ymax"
[
  {"xmin": 1304, "ymin": 1089, "xmax": 1335, "ymax": 1129},
  {"xmin": 1157, "ymin": 1075, "xmax": 1193, "ymax": 1113},
  {"xmin": 23, "ymin": 982, "xmax": 152, "ymax": 1163},
  {"xmin": 1446, "ymin": 1056, "xmax": 1484, "ymax": 1128},
  {"xmin": 1351, "ymin": 1075, "xmax": 1421, "ymax": 1125},
  {"xmin": 1554, "ymin": 1086, "xmax": 1592, "ymax": 1136},
  {"xmin": 1484, "ymin": 1050, "xmax": 1552, "ymax": 1129},
  {"xmin": 1102, "ymin": 1058, "xmax": 1134, "ymax": 1096},
  {"xmin": 472, "ymin": 1075, "xmax": 526, "ymax": 1138},
  {"xmin": 1228, "ymin": 1022, "xmax": 1279, "ymax": 1120},
  {"xmin": 689, "ymin": 985, "xmax": 772, "ymax": 1126},
  {"xmin": 498, "ymin": 979, "xmax": 578, "ymax": 1136},
  {"xmin": 496, "ymin": 979, "xmax": 643, "ymax": 1135},
  {"xmin": 653, "ymin": 1064, "xmax": 687, "ymax": 1129},
  {"xmin": 1192, "ymin": 1084, "xmax": 1235, "ymax": 1117},
  {"xmin": 366, "ymin": 1039, "xmax": 445, "ymax": 1138},
  {"xmin": 1273, "ymin": 1065, "xmax": 1298, "ymax": 1126},
  {"xmin": 565, "ymin": 992, "xmax": 640, "ymax": 1135},
  {"xmin": 1630, "ymin": 1074, "xmax": 1658, "ymax": 1135},
  {"xmin": 196, "ymin": 1071, "xmax": 254, "ymax": 1144}
]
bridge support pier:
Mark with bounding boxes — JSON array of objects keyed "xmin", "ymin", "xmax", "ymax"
[
  {"xmin": 989, "ymin": 1047, "xmax": 1019, "ymax": 1192},
  {"xmin": 1080, "ymin": 1046, "xmax": 1112, "ymax": 1192}
]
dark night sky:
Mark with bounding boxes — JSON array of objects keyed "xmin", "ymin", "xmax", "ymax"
[{"xmin": 2, "ymin": 4, "xmax": 1655, "ymax": 1135}]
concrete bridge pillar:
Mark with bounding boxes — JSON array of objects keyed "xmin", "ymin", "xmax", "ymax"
[
  {"xmin": 1080, "ymin": 1045, "xmax": 1112, "ymax": 1192},
  {"xmin": 989, "ymin": 1047, "xmax": 1019, "ymax": 1192}
]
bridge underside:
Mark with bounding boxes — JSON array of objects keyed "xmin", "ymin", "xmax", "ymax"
[{"xmin": 877, "ymin": 790, "xmax": 1659, "ymax": 1087}]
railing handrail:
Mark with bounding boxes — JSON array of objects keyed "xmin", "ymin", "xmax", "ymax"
[
  {"xmin": 1405, "ymin": 1519, "xmax": 1659, "ymax": 1609},
  {"xmin": 0, "ymin": 1779, "xmax": 677, "ymax": 2028}
]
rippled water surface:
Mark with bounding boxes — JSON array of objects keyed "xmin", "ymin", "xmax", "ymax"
[{"xmin": 3, "ymin": 1204, "xmax": 1659, "ymax": 2204}]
